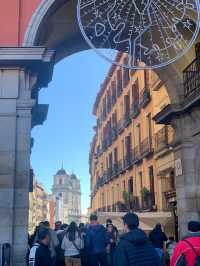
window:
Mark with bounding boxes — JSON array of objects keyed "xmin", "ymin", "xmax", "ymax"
[
  {"xmin": 139, "ymin": 171, "xmax": 143, "ymax": 190},
  {"xmin": 125, "ymin": 134, "xmax": 132, "ymax": 157},
  {"xmin": 146, "ymin": 113, "xmax": 152, "ymax": 146},
  {"xmin": 132, "ymin": 79, "xmax": 139, "ymax": 105},
  {"xmin": 59, "ymin": 178, "xmax": 63, "ymax": 185},
  {"xmin": 112, "ymin": 112, "xmax": 117, "ymax": 128},
  {"xmin": 117, "ymin": 70, "xmax": 123, "ymax": 96},
  {"xmin": 121, "ymin": 139, "xmax": 125, "ymax": 158},
  {"xmin": 111, "ymin": 80, "xmax": 117, "ymax": 105},
  {"xmin": 123, "ymin": 180, "xmax": 126, "ymax": 191},
  {"xmin": 128, "ymin": 177, "xmax": 134, "ymax": 194},
  {"xmin": 149, "ymin": 166, "xmax": 155, "ymax": 205},
  {"xmin": 114, "ymin": 147, "xmax": 118, "ymax": 164},
  {"xmin": 117, "ymin": 184, "xmax": 120, "ymax": 201},
  {"xmin": 123, "ymin": 57, "xmax": 130, "ymax": 87},
  {"xmin": 109, "ymin": 152, "xmax": 113, "ymax": 170},
  {"xmin": 136, "ymin": 124, "xmax": 141, "ymax": 146},
  {"xmin": 144, "ymin": 70, "xmax": 150, "ymax": 88},
  {"xmin": 124, "ymin": 94, "xmax": 130, "ymax": 117},
  {"xmin": 170, "ymin": 170, "xmax": 175, "ymax": 190}
]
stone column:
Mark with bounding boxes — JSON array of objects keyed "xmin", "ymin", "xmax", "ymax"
[
  {"xmin": 171, "ymin": 107, "xmax": 200, "ymax": 237},
  {"xmin": 0, "ymin": 48, "xmax": 54, "ymax": 266}
]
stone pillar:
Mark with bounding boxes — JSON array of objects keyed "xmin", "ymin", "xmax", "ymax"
[
  {"xmin": 171, "ymin": 107, "xmax": 200, "ymax": 237},
  {"xmin": 0, "ymin": 48, "xmax": 54, "ymax": 266}
]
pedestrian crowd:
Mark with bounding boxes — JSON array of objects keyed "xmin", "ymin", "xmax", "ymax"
[{"xmin": 28, "ymin": 212, "xmax": 200, "ymax": 266}]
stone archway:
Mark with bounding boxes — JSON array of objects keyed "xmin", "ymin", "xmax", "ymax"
[
  {"xmin": 0, "ymin": 1, "xmax": 199, "ymax": 265},
  {"xmin": 23, "ymin": 0, "xmax": 200, "ymax": 238},
  {"xmin": 23, "ymin": 0, "xmax": 199, "ymax": 104}
]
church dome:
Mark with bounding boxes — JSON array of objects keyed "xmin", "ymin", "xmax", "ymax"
[{"xmin": 56, "ymin": 168, "xmax": 67, "ymax": 176}]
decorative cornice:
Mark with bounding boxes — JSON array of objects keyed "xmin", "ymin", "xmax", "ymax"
[
  {"xmin": 154, "ymin": 92, "xmax": 200, "ymax": 125},
  {"xmin": 0, "ymin": 47, "xmax": 55, "ymax": 87}
]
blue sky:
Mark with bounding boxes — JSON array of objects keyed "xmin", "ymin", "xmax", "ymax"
[{"xmin": 31, "ymin": 50, "xmax": 111, "ymax": 214}]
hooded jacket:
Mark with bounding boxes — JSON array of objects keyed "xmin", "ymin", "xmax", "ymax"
[
  {"xmin": 85, "ymin": 224, "xmax": 108, "ymax": 254},
  {"xmin": 114, "ymin": 228, "xmax": 162, "ymax": 266}
]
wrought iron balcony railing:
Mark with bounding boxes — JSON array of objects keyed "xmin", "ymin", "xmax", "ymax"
[
  {"xmin": 183, "ymin": 56, "xmax": 200, "ymax": 98},
  {"xmin": 131, "ymin": 102, "xmax": 140, "ymax": 118},
  {"xmin": 141, "ymin": 137, "xmax": 153, "ymax": 157},
  {"xmin": 123, "ymin": 113, "xmax": 132, "ymax": 128},
  {"xmin": 165, "ymin": 190, "xmax": 176, "ymax": 200},
  {"xmin": 133, "ymin": 145, "xmax": 142, "ymax": 163},
  {"xmin": 139, "ymin": 88, "xmax": 151, "ymax": 108},
  {"xmin": 154, "ymin": 126, "xmax": 173, "ymax": 152}
]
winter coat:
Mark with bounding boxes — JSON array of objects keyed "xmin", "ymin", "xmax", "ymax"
[
  {"xmin": 61, "ymin": 232, "xmax": 82, "ymax": 257},
  {"xmin": 29, "ymin": 243, "xmax": 52, "ymax": 266},
  {"xmin": 34, "ymin": 228, "xmax": 59, "ymax": 258},
  {"xmin": 170, "ymin": 233, "xmax": 200, "ymax": 266},
  {"xmin": 149, "ymin": 228, "xmax": 168, "ymax": 249},
  {"xmin": 85, "ymin": 224, "xmax": 109, "ymax": 254},
  {"xmin": 114, "ymin": 228, "xmax": 162, "ymax": 266}
]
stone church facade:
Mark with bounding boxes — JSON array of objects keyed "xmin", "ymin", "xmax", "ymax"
[{"xmin": 52, "ymin": 168, "xmax": 81, "ymax": 224}]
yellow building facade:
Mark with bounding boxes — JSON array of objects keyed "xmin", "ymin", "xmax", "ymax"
[
  {"xmin": 29, "ymin": 178, "xmax": 49, "ymax": 233},
  {"xmin": 90, "ymin": 54, "xmax": 176, "ymax": 228}
]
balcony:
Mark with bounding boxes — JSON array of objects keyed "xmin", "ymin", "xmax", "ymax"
[
  {"xmin": 118, "ymin": 159, "xmax": 124, "ymax": 174},
  {"xmin": 123, "ymin": 113, "xmax": 132, "ymax": 128},
  {"xmin": 183, "ymin": 56, "xmax": 200, "ymax": 99},
  {"xmin": 154, "ymin": 126, "xmax": 173, "ymax": 153},
  {"xmin": 111, "ymin": 127, "xmax": 118, "ymax": 142},
  {"xmin": 139, "ymin": 88, "xmax": 151, "ymax": 108},
  {"xmin": 141, "ymin": 137, "xmax": 153, "ymax": 158},
  {"xmin": 131, "ymin": 102, "xmax": 140, "ymax": 118},
  {"xmin": 133, "ymin": 145, "xmax": 142, "ymax": 164},
  {"xmin": 124, "ymin": 152, "xmax": 133, "ymax": 170},
  {"xmin": 112, "ymin": 163, "xmax": 118, "ymax": 177},
  {"xmin": 165, "ymin": 190, "xmax": 176, "ymax": 201},
  {"xmin": 117, "ymin": 118, "xmax": 125, "ymax": 134}
]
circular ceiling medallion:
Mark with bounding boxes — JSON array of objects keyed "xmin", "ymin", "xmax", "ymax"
[{"xmin": 77, "ymin": 0, "xmax": 200, "ymax": 69}]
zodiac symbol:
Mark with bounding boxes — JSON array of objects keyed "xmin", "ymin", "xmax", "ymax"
[{"xmin": 77, "ymin": 0, "xmax": 200, "ymax": 69}]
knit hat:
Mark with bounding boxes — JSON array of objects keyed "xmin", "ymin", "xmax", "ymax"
[
  {"xmin": 122, "ymin": 213, "xmax": 139, "ymax": 229},
  {"xmin": 188, "ymin": 221, "xmax": 200, "ymax": 232}
]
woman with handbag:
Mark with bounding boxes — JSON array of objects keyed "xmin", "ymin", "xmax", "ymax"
[{"xmin": 62, "ymin": 222, "xmax": 82, "ymax": 266}]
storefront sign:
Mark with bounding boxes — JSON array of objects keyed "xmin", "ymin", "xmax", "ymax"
[{"xmin": 175, "ymin": 159, "xmax": 183, "ymax": 176}]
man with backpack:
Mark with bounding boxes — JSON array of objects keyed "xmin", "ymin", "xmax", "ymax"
[
  {"xmin": 85, "ymin": 214, "xmax": 109, "ymax": 266},
  {"xmin": 114, "ymin": 213, "xmax": 162, "ymax": 266},
  {"xmin": 170, "ymin": 221, "xmax": 200, "ymax": 266}
]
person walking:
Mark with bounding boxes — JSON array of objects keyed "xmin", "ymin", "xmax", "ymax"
[
  {"xmin": 106, "ymin": 219, "xmax": 118, "ymax": 241},
  {"xmin": 29, "ymin": 227, "xmax": 52, "ymax": 266},
  {"xmin": 149, "ymin": 223, "xmax": 168, "ymax": 259},
  {"xmin": 85, "ymin": 214, "xmax": 108, "ymax": 266},
  {"xmin": 170, "ymin": 221, "xmax": 200, "ymax": 266},
  {"xmin": 79, "ymin": 223, "xmax": 87, "ymax": 266},
  {"xmin": 42, "ymin": 221, "xmax": 59, "ymax": 266},
  {"xmin": 62, "ymin": 222, "xmax": 82, "ymax": 266},
  {"xmin": 114, "ymin": 213, "xmax": 162, "ymax": 266},
  {"xmin": 106, "ymin": 223, "xmax": 117, "ymax": 266},
  {"xmin": 55, "ymin": 221, "xmax": 62, "ymax": 232},
  {"xmin": 56, "ymin": 224, "xmax": 68, "ymax": 266}
]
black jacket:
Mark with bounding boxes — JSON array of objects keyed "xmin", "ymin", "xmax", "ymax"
[
  {"xmin": 149, "ymin": 228, "xmax": 168, "ymax": 249},
  {"xmin": 29, "ymin": 243, "xmax": 52, "ymax": 266},
  {"xmin": 114, "ymin": 228, "xmax": 162, "ymax": 266}
]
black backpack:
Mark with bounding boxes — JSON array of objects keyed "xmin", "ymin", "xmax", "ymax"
[{"xmin": 177, "ymin": 239, "xmax": 200, "ymax": 266}]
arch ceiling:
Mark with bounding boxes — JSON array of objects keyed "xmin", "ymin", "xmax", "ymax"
[{"xmin": 24, "ymin": 0, "xmax": 200, "ymax": 103}]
